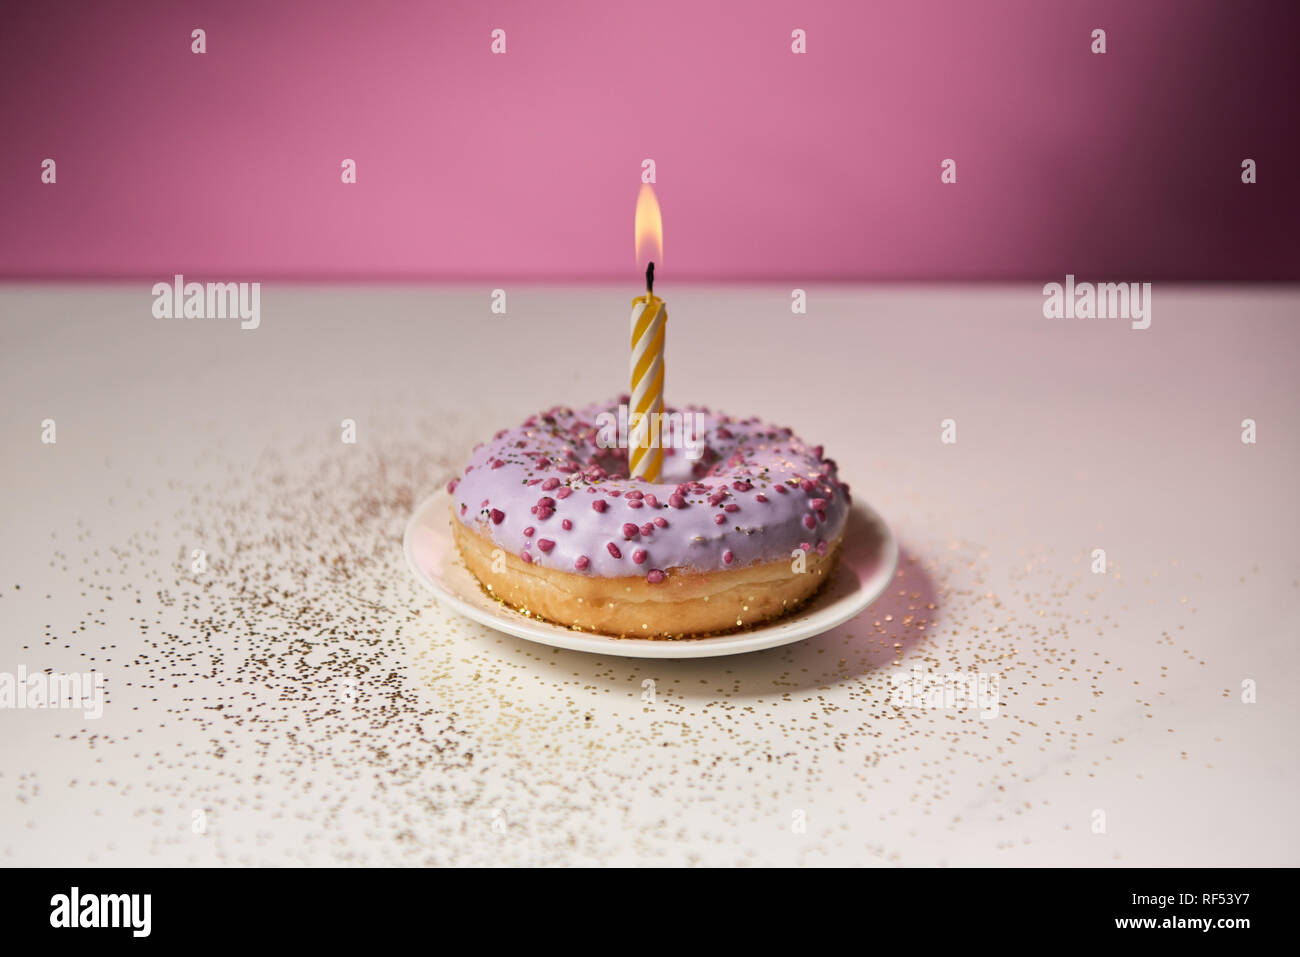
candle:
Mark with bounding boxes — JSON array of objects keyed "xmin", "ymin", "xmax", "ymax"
[
  {"xmin": 630, "ymin": 184, "xmax": 666, "ymax": 481},
  {"xmin": 629, "ymin": 272, "xmax": 666, "ymax": 481}
]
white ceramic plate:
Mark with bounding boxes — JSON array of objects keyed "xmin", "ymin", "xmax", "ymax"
[{"xmin": 403, "ymin": 488, "xmax": 898, "ymax": 659}]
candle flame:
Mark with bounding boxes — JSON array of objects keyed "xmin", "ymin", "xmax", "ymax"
[{"xmin": 634, "ymin": 184, "xmax": 663, "ymax": 267}]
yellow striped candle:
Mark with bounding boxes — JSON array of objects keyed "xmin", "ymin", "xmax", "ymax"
[
  {"xmin": 630, "ymin": 183, "xmax": 666, "ymax": 482},
  {"xmin": 628, "ymin": 289, "xmax": 666, "ymax": 480}
]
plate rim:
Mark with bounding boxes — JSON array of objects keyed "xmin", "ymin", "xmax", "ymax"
[{"xmin": 402, "ymin": 488, "xmax": 899, "ymax": 659}]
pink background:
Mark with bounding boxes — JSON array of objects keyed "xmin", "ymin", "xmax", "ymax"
[{"xmin": 2, "ymin": 0, "xmax": 1297, "ymax": 280}]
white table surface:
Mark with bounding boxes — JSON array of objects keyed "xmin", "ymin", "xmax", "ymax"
[{"xmin": 1, "ymin": 283, "xmax": 1296, "ymax": 866}]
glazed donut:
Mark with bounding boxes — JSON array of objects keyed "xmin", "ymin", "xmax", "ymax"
[{"xmin": 448, "ymin": 401, "xmax": 851, "ymax": 638}]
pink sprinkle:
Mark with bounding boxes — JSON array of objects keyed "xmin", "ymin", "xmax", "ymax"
[
  {"xmin": 669, "ymin": 493, "xmax": 687, "ymax": 509},
  {"xmin": 713, "ymin": 514, "xmax": 726, "ymax": 525},
  {"xmin": 541, "ymin": 478, "xmax": 560, "ymax": 491},
  {"xmin": 527, "ymin": 478, "xmax": 542, "ymax": 486},
  {"xmin": 446, "ymin": 479, "xmax": 459, "ymax": 494},
  {"xmin": 775, "ymin": 485, "xmax": 788, "ymax": 494},
  {"xmin": 731, "ymin": 480, "xmax": 752, "ymax": 491},
  {"xmin": 644, "ymin": 493, "xmax": 659, "ymax": 508},
  {"xmin": 800, "ymin": 479, "xmax": 816, "ymax": 493},
  {"xmin": 460, "ymin": 504, "xmax": 467, "ymax": 515},
  {"xmin": 537, "ymin": 496, "xmax": 556, "ymax": 509},
  {"xmin": 523, "ymin": 526, "xmax": 535, "ymax": 537},
  {"xmin": 626, "ymin": 490, "xmax": 644, "ymax": 500},
  {"xmin": 606, "ymin": 542, "xmax": 622, "ymax": 559},
  {"xmin": 491, "ymin": 459, "xmax": 505, "ymax": 469},
  {"xmin": 536, "ymin": 506, "xmax": 554, "ymax": 520},
  {"xmin": 723, "ymin": 503, "xmax": 739, "ymax": 513},
  {"xmin": 622, "ymin": 523, "xmax": 639, "ymax": 539},
  {"xmin": 632, "ymin": 548, "xmax": 648, "ymax": 565},
  {"xmin": 627, "ymin": 498, "xmax": 644, "ymax": 509},
  {"xmin": 653, "ymin": 517, "xmax": 668, "ymax": 528},
  {"xmin": 537, "ymin": 538, "xmax": 555, "ymax": 553},
  {"xmin": 575, "ymin": 555, "xmax": 590, "ymax": 570},
  {"xmin": 811, "ymin": 498, "xmax": 827, "ymax": 509},
  {"xmin": 723, "ymin": 549, "xmax": 734, "ymax": 565},
  {"xmin": 607, "ymin": 490, "xmax": 622, "ymax": 498},
  {"xmin": 802, "ymin": 514, "xmax": 816, "ymax": 529},
  {"xmin": 556, "ymin": 487, "xmax": 573, "ymax": 499},
  {"xmin": 816, "ymin": 540, "xmax": 829, "ymax": 556},
  {"xmin": 800, "ymin": 542, "xmax": 811, "ymax": 551},
  {"xmin": 490, "ymin": 508, "xmax": 505, "ymax": 525},
  {"xmin": 535, "ymin": 456, "xmax": 550, "ymax": 468},
  {"xmin": 640, "ymin": 522, "xmax": 654, "ymax": 536},
  {"xmin": 592, "ymin": 499, "xmax": 607, "ymax": 513},
  {"xmin": 716, "ymin": 427, "xmax": 733, "ymax": 439},
  {"xmin": 521, "ymin": 551, "xmax": 533, "ymax": 563},
  {"xmin": 709, "ymin": 491, "xmax": 727, "ymax": 506},
  {"xmin": 816, "ymin": 509, "xmax": 827, "ymax": 523},
  {"xmin": 645, "ymin": 569, "xmax": 665, "ymax": 584},
  {"xmin": 561, "ymin": 518, "xmax": 572, "ymax": 530},
  {"xmin": 755, "ymin": 493, "xmax": 768, "ymax": 503}
]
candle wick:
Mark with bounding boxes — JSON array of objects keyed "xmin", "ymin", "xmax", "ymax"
[{"xmin": 646, "ymin": 261, "xmax": 655, "ymax": 296}]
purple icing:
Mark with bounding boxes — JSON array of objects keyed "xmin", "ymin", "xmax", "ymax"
[{"xmin": 451, "ymin": 401, "xmax": 849, "ymax": 578}]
